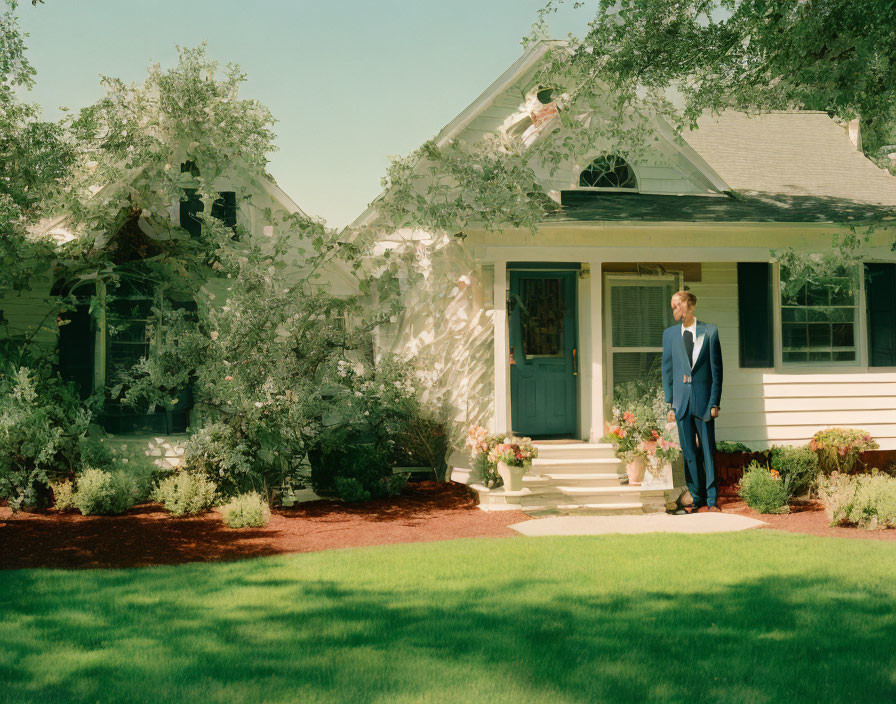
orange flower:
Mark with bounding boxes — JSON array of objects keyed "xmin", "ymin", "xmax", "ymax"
[
  {"xmin": 623, "ymin": 412, "xmax": 636, "ymax": 424},
  {"xmin": 770, "ymin": 469, "xmax": 780, "ymax": 478}
]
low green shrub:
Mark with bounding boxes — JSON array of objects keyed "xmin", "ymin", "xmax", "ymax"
[
  {"xmin": 716, "ymin": 441, "xmax": 753, "ymax": 454},
  {"xmin": 738, "ymin": 461, "xmax": 790, "ymax": 514},
  {"xmin": 769, "ymin": 444, "xmax": 820, "ymax": 497},
  {"xmin": 220, "ymin": 492, "xmax": 270, "ymax": 528},
  {"xmin": 51, "ymin": 480, "xmax": 76, "ymax": 512},
  {"xmin": 810, "ymin": 428, "xmax": 878, "ymax": 474},
  {"xmin": 153, "ymin": 472, "xmax": 218, "ymax": 516},
  {"xmin": 72, "ymin": 468, "xmax": 140, "ymax": 516},
  {"xmin": 334, "ymin": 476, "xmax": 370, "ymax": 503},
  {"xmin": 817, "ymin": 471, "xmax": 896, "ymax": 530}
]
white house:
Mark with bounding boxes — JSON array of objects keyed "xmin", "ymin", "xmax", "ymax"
[
  {"xmin": 352, "ymin": 42, "xmax": 896, "ymax": 513},
  {"xmin": 0, "ymin": 162, "xmax": 354, "ymax": 468}
]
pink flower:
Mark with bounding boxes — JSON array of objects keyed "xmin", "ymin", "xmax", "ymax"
[
  {"xmin": 623, "ymin": 412, "xmax": 636, "ymax": 424},
  {"xmin": 224, "ymin": 376, "xmax": 233, "ymax": 381}
]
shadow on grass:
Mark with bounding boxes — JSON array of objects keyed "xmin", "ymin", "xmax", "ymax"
[{"xmin": 2, "ymin": 549, "xmax": 895, "ymax": 703}]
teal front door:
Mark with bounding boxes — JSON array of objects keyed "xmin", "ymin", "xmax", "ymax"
[{"xmin": 509, "ymin": 269, "xmax": 578, "ymax": 437}]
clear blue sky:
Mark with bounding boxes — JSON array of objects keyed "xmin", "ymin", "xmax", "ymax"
[{"xmin": 17, "ymin": 1, "xmax": 587, "ymax": 229}]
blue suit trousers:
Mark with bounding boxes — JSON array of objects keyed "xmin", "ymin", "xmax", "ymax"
[{"xmin": 676, "ymin": 412, "xmax": 717, "ymax": 508}]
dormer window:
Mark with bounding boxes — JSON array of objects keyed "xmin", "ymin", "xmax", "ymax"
[{"xmin": 579, "ymin": 154, "xmax": 637, "ymax": 190}]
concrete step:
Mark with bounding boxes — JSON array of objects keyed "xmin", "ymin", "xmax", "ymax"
[
  {"xmin": 533, "ymin": 442, "xmax": 617, "ymax": 461},
  {"xmin": 532, "ymin": 457, "xmax": 622, "ymax": 474},
  {"xmin": 537, "ymin": 472, "xmax": 623, "ymax": 487},
  {"xmin": 525, "ymin": 503, "xmax": 645, "ymax": 516}
]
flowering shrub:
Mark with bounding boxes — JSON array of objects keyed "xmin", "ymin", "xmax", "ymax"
[
  {"xmin": 818, "ymin": 471, "xmax": 896, "ymax": 530},
  {"xmin": 810, "ymin": 428, "xmax": 878, "ymax": 474},
  {"xmin": 738, "ymin": 461, "xmax": 790, "ymax": 514}
]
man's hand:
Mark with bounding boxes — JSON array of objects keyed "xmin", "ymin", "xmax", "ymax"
[
  {"xmin": 710, "ymin": 406, "xmax": 720, "ymax": 418},
  {"xmin": 667, "ymin": 409, "xmax": 675, "ymax": 423}
]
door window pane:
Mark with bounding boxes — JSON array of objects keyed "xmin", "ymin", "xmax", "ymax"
[{"xmin": 521, "ymin": 278, "xmax": 564, "ymax": 358}]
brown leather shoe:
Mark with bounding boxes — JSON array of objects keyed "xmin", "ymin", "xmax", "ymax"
[
  {"xmin": 708, "ymin": 505, "xmax": 723, "ymax": 513},
  {"xmin": 696, "ymin": 505, "xmax": 710, "ymax": 513}
]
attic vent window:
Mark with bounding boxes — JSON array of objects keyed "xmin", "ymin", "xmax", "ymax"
[{"xmin": 579, "ymin": 154, "xmax": 637, "ymax": 189}]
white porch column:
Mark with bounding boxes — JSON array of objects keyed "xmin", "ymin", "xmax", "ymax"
[
  {"xmin": 588, "ymin": 259, "xmax": 604, "ymax": 441},
  {"xmin": 493, "ymin": 258, "xmax": 509, "ymax": 433}
]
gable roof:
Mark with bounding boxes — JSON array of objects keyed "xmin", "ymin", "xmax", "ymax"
[
  {"xmin": 351, "ymin": 43, "xmax": 896, "ymax": 230},
  {"xmin": 684, "ymin": 111, "xmax": 896, "ymax": 206}
]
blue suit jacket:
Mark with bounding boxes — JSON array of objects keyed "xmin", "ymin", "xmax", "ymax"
[{"xmin": 661, "ymin": 321, "xmax": 723, "ymax": 421}]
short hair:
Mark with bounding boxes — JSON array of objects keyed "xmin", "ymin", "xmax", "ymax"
[{"xmin": 672, "ymin": 290, "xmax": 697, "ymax": 308}]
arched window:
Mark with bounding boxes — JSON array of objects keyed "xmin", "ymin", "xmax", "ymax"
[{"xmin": 579, "ymin": 154, "xmax": 637, "ymax": 189}]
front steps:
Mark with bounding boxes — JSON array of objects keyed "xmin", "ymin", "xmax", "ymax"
[{"xmin": 467, "ymin": 441, "xmax": 677, "ymax": 516}]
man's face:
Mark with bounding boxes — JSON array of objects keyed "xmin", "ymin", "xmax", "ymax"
[{"xmin": 671, "ymin": 295, "xmax": 692, "ymax": 322}]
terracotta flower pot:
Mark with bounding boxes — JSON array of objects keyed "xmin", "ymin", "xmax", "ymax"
[
  {"xmin": 497, "ymin": 460, "xmax": 527, "ymax": 492},
  {"xmin": 625, "ymin": 455, "xmax": 647, "ymax": 486}
]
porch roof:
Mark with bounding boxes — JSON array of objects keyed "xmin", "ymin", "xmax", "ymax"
[{"xmin": 553, "ymin": 190, "xmax": 896, "ymax": 224}]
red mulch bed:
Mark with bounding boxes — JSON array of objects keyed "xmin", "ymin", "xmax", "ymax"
[
  {"xmin": 719, "ymin": 492, "xmax": 896, "ymax": 542},
  {"xmin": 4, "ymin": 481, "xmax": 894, "ymax": 571},
  {"xmin": 0, "ymin": 482, "xmax": 529, "ymax": 570}
]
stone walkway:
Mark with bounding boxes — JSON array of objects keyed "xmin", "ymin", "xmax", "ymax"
[{"xmin": 509, "ymin": 512, "xmax": 767, "ymax": 537}]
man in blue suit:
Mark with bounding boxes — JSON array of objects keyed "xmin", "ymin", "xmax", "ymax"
[{"xmin": 662, "ymin": 290, "xmax": 723, "ymax": 513}]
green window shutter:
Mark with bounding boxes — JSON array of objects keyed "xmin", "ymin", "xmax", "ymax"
[
  {"xmin": 180, "ymin": 188, "xmax": 204, "ymax": 238},
  {"xmin": 865, "ymin": 263, "xmax": 896, "ymax": 367},
  {"xmin": 737, "ymin": 262, "xmax": 774, "ymax": 367},
  {"xmin": 211, "ymin": 191, "xmax": 237, "ymax": 228}
]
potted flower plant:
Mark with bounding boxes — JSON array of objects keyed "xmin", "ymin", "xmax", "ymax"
[
  {"xmin": 466, "ymin": 425, "xmax": 501, "ymax": 488},
  {"xmin": 601, "ymin": 409, "xmax": 649, "ymax": 485},
  {"xmin": 641, "ymin": 427, "xmax": 681, "ymax": 486},
  {"xmin": 488, "ymin": 435, "xmax": 538, "ymax": 492}
]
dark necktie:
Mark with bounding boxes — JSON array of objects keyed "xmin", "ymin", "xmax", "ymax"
[{"xmin": 683, "ymin": 330, "xmax": 694, "ymax": 368}]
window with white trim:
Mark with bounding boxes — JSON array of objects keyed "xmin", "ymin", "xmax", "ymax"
[{"xmin": 780, "ymin": 265, "xmax": 858, "ymax": 363}]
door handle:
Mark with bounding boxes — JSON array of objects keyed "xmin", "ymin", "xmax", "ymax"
[{"xmin": 572, "ymin": 347, "xmax": 577, "ymax": 376}]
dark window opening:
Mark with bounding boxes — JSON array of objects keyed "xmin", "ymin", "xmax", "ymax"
[{"xmin": 579, "ymin": 154, "xmax": 637, "ymax": 189}]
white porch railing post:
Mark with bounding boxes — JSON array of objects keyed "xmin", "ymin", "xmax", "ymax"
[
  {"xmin": 493, "ymin": 259, "xmax": 509, "ymax": 434},
  {"xmin": 589, "ymin": 260, "xmax": 604, "ymax": 441}
]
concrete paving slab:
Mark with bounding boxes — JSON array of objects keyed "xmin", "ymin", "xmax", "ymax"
[{"xmin": 509, "ymin": 512, "xmax": 767, "ymax": 537}]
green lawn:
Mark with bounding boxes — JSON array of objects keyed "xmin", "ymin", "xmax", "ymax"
[{"xmin": 2, "ymin": 532, "xmax": 896, "ymax": 703}]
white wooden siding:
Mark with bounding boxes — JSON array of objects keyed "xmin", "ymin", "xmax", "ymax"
[
  {"xmin": 690, "ymin": 262, "xmax": 896, "ymax": 451},
  {"xmin": 0, "ymin": 275, "xmax": 58, "ymax": 348}
]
